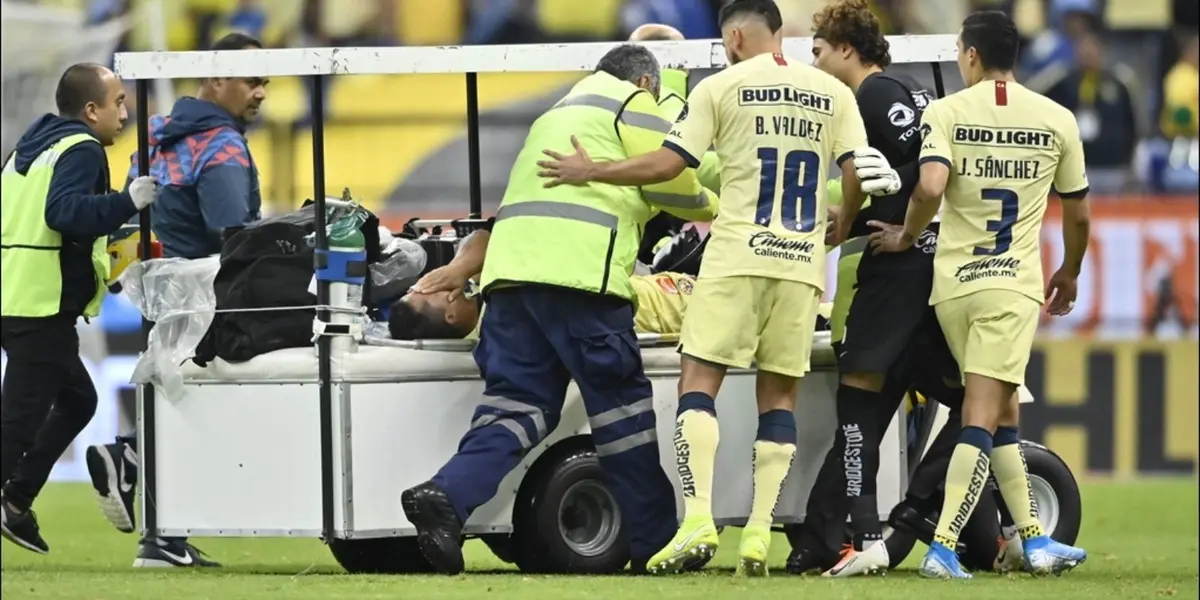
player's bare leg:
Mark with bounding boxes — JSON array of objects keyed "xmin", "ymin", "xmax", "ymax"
[
  {"xmin": 823, "ymin": 370, "xmax": 891, "ymax": 577},
  {"xmin": 733, "ymin": 370, "xmax": 799, "ymax": 577},
  {"xmin": 646, "ymin": 355, "xmax": 725, "ymax": 574},
  {"xmin": 991, "ymin": 392, "xmax": 1086, "ymax": 575}
]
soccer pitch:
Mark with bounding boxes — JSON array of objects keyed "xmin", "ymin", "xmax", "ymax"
[{"xmin": 2, "ymin": 480, "xmax": 1196, "ymax": 600}]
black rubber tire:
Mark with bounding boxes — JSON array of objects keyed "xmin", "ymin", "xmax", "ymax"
[
  {"xmin": 511, "ymin": 446, "xmax": 630, "ymax": 574},
  {"xmin": 328, "ymin": 536, "xmax": 436, "ymax": 574},
  {"xmin": 958, "ymin": 441, "xmax": 1083, "ymax": 570},
  {"xmin": 1022, "ymin": 442, "xmax": 1083, "ymax": 544}
]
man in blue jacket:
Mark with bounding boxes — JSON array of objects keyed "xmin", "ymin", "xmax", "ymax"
[
  {"xmin": 1, "ymin": 63, "xmax": 157, "ymax": 554},
  {"xmin": 83, "ymin": 32, "xmax": 267, "ymax": 568}
]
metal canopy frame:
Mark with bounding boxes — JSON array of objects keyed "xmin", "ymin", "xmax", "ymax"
[{"xmin": 119, "ymin": 35, "xmax": 956, "ymax": 543}]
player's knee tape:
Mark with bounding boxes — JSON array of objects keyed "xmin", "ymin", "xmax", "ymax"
[
  {"xmin": 756, "ymin": 409, "xmax": 796, "ymax": 444},
  {"xmin": 678, "ymin": 391, "xmax": 716, "ymax": 417},
  {"xmin": 959, "ymin": 425, "xmax": 994, "ymax": 454},
  {"xmin": 993, "ymin": 425, "xmax": 1020, "ymax": 447}
]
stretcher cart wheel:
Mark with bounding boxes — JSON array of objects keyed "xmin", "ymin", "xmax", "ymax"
[
  {"xmin": 328, "ymin": 535, "xmax": 436, "ymax": 573},
  {"xmin": 885, "ymin": 441, "xmax": 1084, "ymax": 571},
  {"xmin": 510, "ymin": 444, "xmax": 631, "ymax": 574},
  {"xmin": 958, "ymin": 441, "xmax": 1083, "ymax": 571}
]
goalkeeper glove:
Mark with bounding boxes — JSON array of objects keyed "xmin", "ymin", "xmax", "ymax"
[{"xmin": 853, "ymin": 147, "xmax": 902, "ymax": 196}]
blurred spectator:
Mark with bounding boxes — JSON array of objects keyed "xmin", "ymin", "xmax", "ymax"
[
  {"xmin": 535, "ymin": 0, "xmax": 622, "ymax": 42},
  {"xmin": 892, "ymin": 0, "xmax": 968, "ymax": 35},
  {"xmin": 1033, "ymin": 30, "xmax": 1141, "ymax": 194},
  {"xmin": 620, "ymin": 0, "xmax": 718, "ymax": 41},
  {"xmin": 397, "ymin": 0, "xmax": 464, "ymax": 46},
  {"xmin": 1160, "ymin": 31, "xmax": 1199, "ymax": 138},
  {"xmin": 1020, "ymin": 3, "xmax": 1101, "ymax": 81}
]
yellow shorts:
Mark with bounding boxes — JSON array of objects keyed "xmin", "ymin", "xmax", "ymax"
[
  {"xmin": 678, "ymin": 276, "xmax": 821, "ymax": 378},
  {"xmin": 934, "ymin": 289, "xmax": 1040, "ymax": 385}
]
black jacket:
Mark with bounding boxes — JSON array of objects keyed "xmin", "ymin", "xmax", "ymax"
[{"xmin": 10, "ymin": 114, "xmax": 139, "ymax": 319}]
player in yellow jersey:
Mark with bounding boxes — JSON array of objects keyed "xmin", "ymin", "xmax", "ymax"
[
  {"xmin": 537, "ymin": 0, "xmax": 894, "ymax": 577},
  {"xmin": 868, "ymin": 11, "xmax": 1091, "ymax": 580}
]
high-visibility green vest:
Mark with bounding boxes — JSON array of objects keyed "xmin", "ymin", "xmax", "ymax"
[
  {"xmin": 1, "ymin": 133, "xmax": 110, "ymax": 318},
  {"xmin": 657, "ymin": 68, "xmax": 724, "ymax": 196},
  {"xmin": 658, "ymin": 68, "xmax": 689, "ymax": 119},
  {"xmin": 481, "ymin": 72, "xmax": 673, "ymax": 303}
]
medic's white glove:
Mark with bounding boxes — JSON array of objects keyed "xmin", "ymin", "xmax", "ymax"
[
  {"xmin": 128, "ymin": 176, "xmax": 158, "ymax": 210},
  {"xmin": 853, "ymin": 147, "xmax": 902, "ymax": 196}
]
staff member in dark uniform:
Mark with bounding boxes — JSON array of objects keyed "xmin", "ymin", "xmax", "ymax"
[
  {"xmin": 0, "ymin": 63, "xmax": 156, "ymax": 554},
  {"xmin": 788, "ymin": 0, "xmax": 962, "ymax": 577}
]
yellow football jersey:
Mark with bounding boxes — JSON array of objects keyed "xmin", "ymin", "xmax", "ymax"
[
  {"xmin": 919, "ymin": 80, "xmax": 1088, "ymax": 306},
  {"xmin": 663, "ymin": 52, "xmax": 867, "ymax": 293},
  {"xmin": 630, "ymin": 272, "xmax": 694, "ymax": 334}
]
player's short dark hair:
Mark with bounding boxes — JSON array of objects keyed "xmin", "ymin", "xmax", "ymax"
[
  {"xmin": 388, "ymin": 298, "xmax": 465, "ymax": 340},
  {"xmin": 718, "ymin": 0, "xmax": 784, "ymax": 34},
  {"xmin": 211, "ymin": 32, "xmax": 263, "ymax": 51},
  {"xmin": 961, "ymin": 11, "xmax": 1021, "ymax": 72},
  {"xmin": 595, "ymin": 44, "xmax": 661, "ymax": 88},
  {"xmin": 55, "ymin": 63, "xmax": 111, "ymax": 118},
  {"xmin": 812, "ymin": 0, "xmax": 892, "ymax": 68}
]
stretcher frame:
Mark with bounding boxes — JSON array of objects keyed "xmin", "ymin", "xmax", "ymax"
[{"xmin": 114, "ymin": 35, "xmax": 958, "ymax": 543}]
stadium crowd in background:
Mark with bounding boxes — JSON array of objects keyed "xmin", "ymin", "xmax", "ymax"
[{"xmin": 12, "ymin": 0, "xmax": 1193, "ymax": 199}]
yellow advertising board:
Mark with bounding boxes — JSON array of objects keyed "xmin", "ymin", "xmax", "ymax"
[{"xmin": 1023, "ymin": 339, "xmax": 1199, "ymax": 476}]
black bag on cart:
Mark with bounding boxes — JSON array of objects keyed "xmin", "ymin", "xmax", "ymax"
[{"xmin": 192, "ymin": 202, "xmax": 382, "ymax": 365}]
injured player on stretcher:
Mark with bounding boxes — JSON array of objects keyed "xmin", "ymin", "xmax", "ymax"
[{"xmin": 389, "ymin": 223, "xmax": 833, "ymax": 341}]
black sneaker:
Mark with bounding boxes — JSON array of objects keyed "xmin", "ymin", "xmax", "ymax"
[
  {"xmin": 1, "ymin": 502, "xmax": 49, "ymax": 554},
  {"xmin": 133, "ymin": 537, "xmax": 221, "ymax": 568},
  {"xmin": 86, "ymin": 440, "xmax": 138, "ymax": 533},
  {"xmin": 401, "ymin": 481, "xmax": 465, "ymax": 575}
]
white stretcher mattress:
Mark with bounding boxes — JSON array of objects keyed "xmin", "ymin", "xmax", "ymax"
[{"xmin": 179, "ymin": 331, "xmax": 836, "ymax": 382}]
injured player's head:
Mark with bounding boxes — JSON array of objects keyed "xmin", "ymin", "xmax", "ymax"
[
  {"xmin": 389, "ymin": 287, "xmax": 482, "ymax": 341},
  {"xmin": 810, "ymin": 0, "xmax": 892, "ymax": 86}
]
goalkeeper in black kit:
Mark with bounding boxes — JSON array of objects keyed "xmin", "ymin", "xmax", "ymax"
[{"xmin": 786, "ymin": 0, "xmax": 964, "ymax": 577}]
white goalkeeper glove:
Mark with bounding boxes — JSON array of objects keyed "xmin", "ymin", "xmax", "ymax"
[
  {"xmin": 853, "ymin": 147, "xmax": 902, "ymax": 196},
  {"xmin": 128, "ymin": 176, "xmax": 158, "ymax": 210}
]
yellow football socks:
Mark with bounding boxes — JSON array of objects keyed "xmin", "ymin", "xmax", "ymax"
[
  {"xmin": 674, "ymin": 409, "xmax": 720, "ymax": 518},
  {"xmin": 991, "ymin": 437, "xmax": 1046, "ymax": 540},
  {"xmin": 933, "ymin": 430, "xmax": 993, "ymax": 549},
  {"xmin": 747, "ymin": 440, "xmax": 796, "ymax": 530}
]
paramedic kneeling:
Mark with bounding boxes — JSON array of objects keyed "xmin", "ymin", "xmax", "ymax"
[
  {"xmin": 0, "ymin": 63, "xmax": 156, "ymax": 554},
  {"xmin": 401, "ymin": 44, "xmax": 717, "ymax": 576}
]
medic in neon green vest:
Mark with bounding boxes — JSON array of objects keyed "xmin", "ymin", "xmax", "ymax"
[
  {"xmin": 1, "ymin": 66, "xmax": 148, "ymax": 321},
  {"xmin": 627, "ymin": 24, "xmax": 723, "ymax": 193},
  {"xmin": 482, "ymin": 45, "xmax": 719, "ymax": 304}
]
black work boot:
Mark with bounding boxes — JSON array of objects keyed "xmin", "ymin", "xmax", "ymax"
[
  {"xmin": 401, "ymin": 481, "xmax": 465, "ymax": 575},
  {"xmin": 785, "ymin": 546, "xmax": 831, "ymax": 575}
]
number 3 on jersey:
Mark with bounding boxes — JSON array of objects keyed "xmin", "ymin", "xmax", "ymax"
[
  {"xmin": 755, "ymin": 148, "xmax": 819, "ymax": 232},
  {"xmin": 974, "ymin": 188, "xmax": 1019, "ymax": 256}
]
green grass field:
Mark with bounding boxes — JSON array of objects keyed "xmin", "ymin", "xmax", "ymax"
[{"xmin": 2, "ymin": 481, "xmax": 1197, "ymax": 599}]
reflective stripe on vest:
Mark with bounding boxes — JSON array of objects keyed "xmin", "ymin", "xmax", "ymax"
[
  {"xmin": 553, "ymin": 93, "xmax": 709, "ymax": 211},
  {"xmin": 1, "ymin": 132, "xmax": 109, "ymax": 318},
  {"xmin": 481, "ymin": 73, "xmax": 660, "ymax": 303},
  {"xmin": 552, "ymin": 93, "xmax": 673, "ymax": 133}
]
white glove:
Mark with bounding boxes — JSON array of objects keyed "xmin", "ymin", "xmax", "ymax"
[
  {"xmin": 128, "ymin": 176, "xmax": 158, "ymax": 210},
  {"xmin": 853, "ymin": 147, "xmax": 902, "ymax": 196}
]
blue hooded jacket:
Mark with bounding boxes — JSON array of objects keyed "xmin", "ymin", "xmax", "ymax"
[
  {"xmin": 9, "ymin": 114, "xmax": 138, "ymax": 317},
  {"xmin": 127, "ymin": 97, "xmax": 262, "ymax": 258}
]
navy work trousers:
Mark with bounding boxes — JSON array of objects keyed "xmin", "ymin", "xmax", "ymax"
[{"xmin": 432, "ymin": 286, "xmax": 677, "ymax": 560}]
